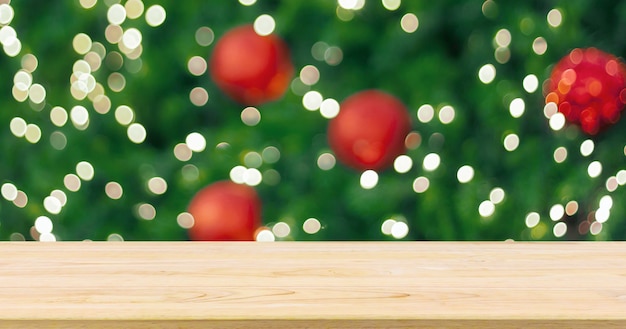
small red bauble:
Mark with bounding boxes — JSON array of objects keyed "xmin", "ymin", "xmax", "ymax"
[
  {"xmin": 546, "ymin": 47, "xmax": 626, "ymax": 135},
  {"xmin": 328, "ymin": 90, "xmax": 411, "ymax": 171},
  {"xmin": 209, "ymin": 25, "xmax": 294, "ymax": 106},
  {"xmin": 187, "ymin": 181, "xmax": 261, "ymax": 241}
]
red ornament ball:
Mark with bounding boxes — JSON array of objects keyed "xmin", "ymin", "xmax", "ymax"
[
  {"xmin": 546, "ymin": 47, "xmax": 626, "ymax": 135},
  {"xmin": 187, "ymin": 181, "xmax": 261, "ymax": 241},
  {"xmin": 328, "ymin": 90, "xmax": 412, "ymax": 171},
  {"xmin": 209, "ymin": 25, "xmax": 294, "ymax": 106}
]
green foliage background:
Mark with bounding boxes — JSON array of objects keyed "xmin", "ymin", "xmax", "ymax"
[{"xmin": 1, "ymin": 0, "xmax": 625, "ymax": 241}]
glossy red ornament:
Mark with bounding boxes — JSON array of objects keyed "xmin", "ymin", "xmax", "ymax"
[
  {"xmin": 328, "ymin": 90, "xmax": 412, "ymax": 171},
  {"xmin": 187, "ymin": 181, "xmax": 261, "ymax": 241},
  {"xmin": 546, "ymin": 47, "xmax": 626, "ymax": 135},
  {"xmin": 209, "ymin": 25, "xmax": 294, "ymax": 106}
]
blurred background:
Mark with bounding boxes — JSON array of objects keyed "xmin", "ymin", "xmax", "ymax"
[{"xmin": 0, "ymin": 0, "xmax": 625, "ymax": 241}]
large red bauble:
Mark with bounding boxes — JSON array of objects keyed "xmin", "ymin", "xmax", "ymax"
[
  {"xmin": 328, "ymin": 90, "xmax": 411, "ymax": 171},
  {"xmin": 546, "ymin": 47, "xmax": 626, "ymax": 135},
  {"xmin": 209, "ymin": 25, "xmax": 294, "ymax": 105},
  {"xmin": 187, "ymin": 181, "xmax": 261, "ymax": 241}
]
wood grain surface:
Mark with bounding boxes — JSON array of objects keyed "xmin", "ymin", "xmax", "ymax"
[{"xmin": 0, "ymin": 242, "xmax": 624, "ymax": 328}]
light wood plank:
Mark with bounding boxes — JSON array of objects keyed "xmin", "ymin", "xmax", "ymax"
[{"xmin": 0, "ymin": 242, "xmax": 624, "ymax": 328}]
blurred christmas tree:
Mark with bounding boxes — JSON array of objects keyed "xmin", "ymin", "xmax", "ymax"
[{"xmin": 0, "ymin": 0, "xmax": 625, "ymax": 241}]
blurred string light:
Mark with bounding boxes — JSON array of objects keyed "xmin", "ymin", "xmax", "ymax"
[
  {"xmin": 565, "ymin": 200, "xmax": 578, "ymax": 216},
  {"xmin": 9, "ymin": 117, "xmax": 26, "ymax": 137},
  {"xmin": 181, "ymin": 164, "xmax": 200, "ymax": 181},
  {"xmin": 393, "ymin": 155, "xmax": 412, "ymax": 173},
  {"xmin": 253, "ymin": 14, "xmax": 275, "ymax": 36},
  {"xmin": 50, "ymin": 131, "xmax": 67, "ymax": 150},
  {"xmin": 478, "ymin": 64, "xmax": 496, "ymax": 84},
  {"xmin": 239, "ymin": 0, "xmax": 257, "ymax": 6},
  {"xmin": 422, "ymin": 153, "xmax": 440, "ymax": 171},
  {"xmin": 382, "ymin": 0, "xmax": 401, "ymax": 11},
  {"xmin": 606, "ymin": 176, "xmax": 618, "ymax": 192},
  {"xmin": 189, "ymin": 87, "xmax": 209, "ymax": 106},
  {"xmin": 522, "ymin": 74, "xmax": 539, "ymax": 93},
  {"xmin": 187, "ymin": 56, "xmax": 207, "ymax": 76},
  {"xmin": 553, "ymin": 146, "xmax": 567, "ymax": 163},
  {"xmin": 509, "ymin": 98, "xmax": 525, "ymax": 118},
  {"xmin": 145, "ymin": 5, "xmax": 166, "ymax": 27},
  {"xmin": 43, "ymin": 195, "xmax": 62, "ymax": 215},
  {"xmin": 503, "ymin": 133, "xmax": 519, "ymax": 151},
  {"xmin": 549, "ymin": 204, "xmax": 564, "ymax": 221},
  {"xmin": 35, "ymin": 216, "xmax": 55, "ymax": 241},
  {"xmin": 115, "ymin": 105, "xmax": 134, "ymax": 125},
  {"xmin": 0, "ymin": 3, "xmax": 14, "ymax": 24},
  {"xmin": 1, "ymin": 183, "xmax": 18, "ymax": 201},
  {"xmin": 580, "ymin": 139, "xmax": 594, "ymax": 157},
  {"xmin": 478, "ymin": 200, "xmax": 495, "ymax": 217},
  {"xmin": 457, "ymin": 165, "xmax": 475, "ymax": 183},
  {"xmin": 272, "ymin": 222, "xmax": 291, "ymax": 238},
  {"xmin": 320, "ymin": 98, "xmax": 340, "ymax": 119},
  {"xmin": 127, "ymin": 123, "xmax": 147, "ymax": 143},
  {"xmin": 493, "ymin": 28, "xmax": 511, "ymax": 64},
  {"xmin": 107, "ymin": 233, "xmax": 124, "ymax": 241},
  {"xmin": 489, "ymin": 187, "xmax": 505, "ymax": 204},
  {"xmin": 338, "ymin": 0, "xmax": 365, "ymax": 10},
  {"xmin": 303, "ymin": 217, "xmax": 322, "ymax": 234},
  {"xmin": 185, "ymin": 132, "xmax": 206, "ymax": 152},
  {"xmin": 543, "ymin": 102, "xmax": 557, "ymax": 118},
  {"xmin": 587, "ymin": 161, "xmax": 602, "ymax": 178},
  {"xmin": 24, "ymin": 124, "xmax": 41, "ymax": 143},
  {"xmin": 525, "ymin": 212, "xmax": 540, "ymax": 228},
  {"xmin": 532, "ymin": 37, "xmax": 547, "ymax": 55},
  {"xmin": 549, "ymin": 112, "xmax": 566, "ymax": 131},
  {"xmin": 262, "ymin": 146, "xmax": 280, "ymax": 163},
  {"xmin": 317, "ymin": 152, "xmax": 336, "ymax": 170},
  {"xmin": 481, "ymin": 0, "xmax": 498, "ymax": 18},
  {"xmin": 255, "ymin": 228, "xmax": 275, "ymax": 242},
  {"xmin": 195, "ymin": 27, "xmax": 214, "ymax": 47},
  {"xmin": 381, "ymin": 218, "xmax": 395, "ymax": 235},
  {"xmin": 13, "ymin": 190, "xmax": 28, "ymax": 208},
  {"xmin": 136, "ymin": 203, "xmax": 156, "ymax": 220},
  {"xmin": 400, "ymin": 13, "xmax": 419, "ymax": 33},
  {"xmin": 417, "ymin": 104, "xmax": 434, "ymax": 123},
  {"xmin": 303, "ymin": 90, "xmax": 323, "ymax": 110},
  {"xmin": 299, "ymin": 65, "xmax": 320, "ymax": 86},
  {"xmin": 412, "ymin": 176, "xmax": 429, "ymax": 193},
  {"xmin": 405, "ymin": 131, "xmax": 421, "ymax": 149},
  {"xmin": 70, "ymin": 105, "xmax": 90, "ymax": 130},
  {"xmin": 105, "ymin": 182, "xmax": 124, "ymax": 199},
  {"xmin": 324, "ymin": 46, "xmax": 343, "ymax": 66},
  {"xmin": 241, "ymin": 107, "xmax": 261, "ymax": 126},
  {"xmin": 147, "ymin": 177, "xmax": 168, "ymax": 195},
  {"xmin": 64, "ymin": 174, "xmax": 82, "ymax": 192},
  {"xmin": 438, "ymin": 105, "xmax": 455, "ymax": 124},
  {"xmin": 230, "ymin": 165, "xmax": 263, "ymax": 186},
  {"xmin": 174, "ymin": 143, "xmax": 192, "ymax": 161},
  {"xmin": 311, "ymin": 41, "xmax": 328, "ymax": 61},
  {"xmin": 360, "ymin": 170, "xmax": 379, "ymax": 189},
  {"xmin": 547, "ymin": 8, "xmax": 562, "ymax": 28},
  {"xmin": 76, "ymin": 161, "xmax": 95, "ymax": 181},
  {"xmin": 243, "ymin": 152, "xmax": 263, "ymax": 168},
  {"xmin": 0, "ymin": 14, "xmax": 22, "ymax": 57},
  {"xmin": 391, "ymin": 221, "xmax": 409, "ymax": 239},
  {"xmin": 107, "ymin": 4, "xmax": 127, "ymax": 25},
  {"xmin": 125, "ymin": 0, "xmax": 144, "ymax": 19},
  {"xmin": 553, "ymin": 222, "xmax": 567, "ymax": 238},
  {"xmin": 176, "ymin": 212, "xmax": 194, "ymax": 229},
  {"xmin": 617, "ymin": 170, "xmax": 626, "ymax": 185}
]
